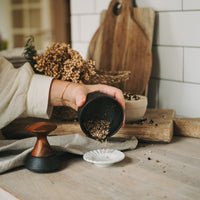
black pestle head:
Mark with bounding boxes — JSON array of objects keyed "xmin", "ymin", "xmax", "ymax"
[{"xmin": 78, "ymin": 92, "xmax": 124, "ymax": 140}]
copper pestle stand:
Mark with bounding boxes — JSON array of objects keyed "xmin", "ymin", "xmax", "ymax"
[{"xmin": 25, "ymin": 122, "xmax": 62, "ymax": 173}]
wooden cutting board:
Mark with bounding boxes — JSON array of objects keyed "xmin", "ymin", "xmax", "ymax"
[
  {"xmin": 87, "ymin": 0, "xmax": 155, "ymax": 94},
  {"xmin": 3, "ymin": 109, "xmax": 200, "ymax": 142},
  {"xmin": 2, "ymin": 109, "xmax": 175, "ymax": 143},
  {"xmin": 116, "ymin": 109, "xmax": 175, "ymax": 143}
]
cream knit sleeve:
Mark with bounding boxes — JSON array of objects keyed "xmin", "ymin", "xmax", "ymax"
[{"xmin": 0, "ymin": 56, "xmax": 53, "ymax": 129}]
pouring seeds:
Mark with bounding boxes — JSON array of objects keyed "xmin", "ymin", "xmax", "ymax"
[{"xmin": 84, "ymin": 120, "xmax": 110, "ymax": 142}]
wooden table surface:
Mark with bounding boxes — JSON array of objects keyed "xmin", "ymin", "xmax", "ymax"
[{"xmin": 0, "ymin": 136, "xmax": 200, "ymax": 200}]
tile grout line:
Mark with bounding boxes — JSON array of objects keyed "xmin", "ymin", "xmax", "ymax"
[
  {"xmin": 94, "ymin": 0, "xmax": 97, "ymax": 14},
  {"xmin": 73, "ymin": 43, "xmax": 200, "ymax": 49},
  {"xmin": 182, "ymin": 47, "xmax": 185, "ymax": 82},
  {"xmin": 71, "ymin": 10, "xmax": 200, "ymax": 15},
  {"xmin": 153, "ymin": 44, "xmax": 200, "ymax": 49},
  {"xmin": 78, "ymin": 15, "xmax": 81, "ymax": 43},
  {"xmin": 156, "ymin": 9, "xmax": 200, "ymax": 13},
  {"xmin": 182, "ymin": 0, "xmax": 183, "ymax": 11},
  {"xmin": 150, "ymin": 77, "xmax": 200, "ymax": 86}
]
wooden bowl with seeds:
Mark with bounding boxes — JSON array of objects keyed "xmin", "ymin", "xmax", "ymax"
[{"xmin": 124, "ymin": 93, "xmax": 147, "ymax": 123}]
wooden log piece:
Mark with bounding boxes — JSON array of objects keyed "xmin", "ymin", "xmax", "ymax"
[
  {"xmin": 174, "ymin": 118, "xmax": 200, "ymax": 138},
  {"xmin": 115, "ymin": 109, "xmax": 175, "ymax": 143}
]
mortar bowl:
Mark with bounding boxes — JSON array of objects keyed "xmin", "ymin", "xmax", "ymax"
[
  {"xmin": 78, "ymin": 92, "xmax": 124, "ymax": 140},
  {"xmin": 125, "ymin": 95, "xmax": 147, "ymax": 123}
]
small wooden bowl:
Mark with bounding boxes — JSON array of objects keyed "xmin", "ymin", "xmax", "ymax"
[{"xmin": 125, "ymin": 95, "xmax": 147, "ymax": 123}]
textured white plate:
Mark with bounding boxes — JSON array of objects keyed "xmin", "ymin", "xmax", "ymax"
[{"xmin": 83, "ymin": 149, "xmax": 125, "ymax": 167}]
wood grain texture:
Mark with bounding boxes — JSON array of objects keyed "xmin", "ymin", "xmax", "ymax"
[
  {"xmin": 87, "ymin": 0, "xmax": 155, "ymax": 94},
  {"xmin": 51, "ymin": 109, "xmax": 175, "ymax": 143},
  {"xmin": 133, "ymin": 8, "xmax": 155, "ymax": 46},
  {"xmin": 3, "ymin": 109, "xmax": 200, "ymax": 140},
  {"xmin": 174, "ymin": 118, "xmax": 200, "ymax": 138},
  {"xmin": 26, "ymin": 122, "xmax": 57, "ymax": 157},
  {"xmin": 1, "ymin": 137, "xmax": 200, "ymax": 200},
  {"xmin": 2, "ymin": 109, "xmax": 175, "ymax": 143},
  {"xmin": 116, "ymin": 109, "xmax": 175, "ymax": 143}
]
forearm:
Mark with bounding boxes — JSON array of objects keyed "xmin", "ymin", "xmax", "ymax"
[
  {"xmin": 0, "ymin": 56, "xmax": 53, "ymax": 128},
  {"xmin": 49, "ymin": 80, "xmax": 86, "ymax": 110},
  {"xmin": 49, "ymin": 79, "xmax": 70, "ymax": 106}
]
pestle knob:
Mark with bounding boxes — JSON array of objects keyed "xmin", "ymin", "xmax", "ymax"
[
  {"xmin": 26, "ymin": 122, "xmax": 57, "ymax": 157},
  {"xmin": 25, "ymin": 122, "xmax": 62, "ymax": 173}
]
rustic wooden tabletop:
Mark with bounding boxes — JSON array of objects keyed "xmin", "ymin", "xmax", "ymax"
[{"xmin": 0, "ymin": 136, "xmax": 200, "ymax": 200}]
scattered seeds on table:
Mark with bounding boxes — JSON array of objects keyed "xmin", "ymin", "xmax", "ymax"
[{"xmin": 149, "ymin": 119, "xmax": 154, "ymax": 124}]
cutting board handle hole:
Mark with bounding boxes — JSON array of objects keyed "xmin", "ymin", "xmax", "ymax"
[{"xmin": 113, "ymin": 2, "xmax": 122, "ymax": 16}]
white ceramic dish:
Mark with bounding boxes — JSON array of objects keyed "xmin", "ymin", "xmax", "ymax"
[{"xmin": 83, "ymin": 149, "xmax": 125, "ymax": 167}]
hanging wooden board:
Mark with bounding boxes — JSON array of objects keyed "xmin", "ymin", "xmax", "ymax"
[{"xmin": 87, "ymin": 0, "xmax": 155, "ymax": 94}]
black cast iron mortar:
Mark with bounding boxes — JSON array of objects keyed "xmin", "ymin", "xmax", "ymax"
[{"xmin": 78, "ymin": 92, "xmax": 124, "ymax": 140}]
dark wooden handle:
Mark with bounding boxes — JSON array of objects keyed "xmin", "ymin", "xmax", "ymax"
[
  {"xmin": 26, "ymin": 122, "xmax": 57, "ymax": 134},
  {"xmin": 26, "ymin": 122, "xmax": 57, "ymax": 157}
]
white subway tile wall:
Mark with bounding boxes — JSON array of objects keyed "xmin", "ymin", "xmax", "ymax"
[
  {"xmin": 184, "ymin": 48, "xmax": 200, "ymax": 84},
  {"xmin": 80, "ymin": 15, "xmax": 100, "ymax": 42},
  {"xmin": 152, "ymin": 46, "xmax": 183, "ymax": 81},
  {"xmin": 183, "ymin": 0, "xmax": 200, "ymax": 10},
  {"xmin": 158, "ymin": 80, "xmax": 200, "ymax": 117},
  {"xmin": 70, "ymin": 0, "xmax": 200, "ymax": 117},
  {"xmin": 95, "ymin": 0, "xmax": 111, "ymax": 13},
  {"xmin": 135, "ymin": 0, "xmax": 182, "ymax": 11},
  {"xmin": 71, "ymin": 15, "xmax": 80, "ymax": 42},
  {"xmin": 155, "ymin": 12, "xmax": 200, "ymax": 47},
  {"xmin": 71, "ymin": 0, "xmax": 95, "ymax": 14}
]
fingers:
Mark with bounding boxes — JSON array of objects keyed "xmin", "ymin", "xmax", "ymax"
[
  {"xmin": 86, "ymin": 84, "xmax": 126, "ymax": 127},
  {"xmin": 75, "ymin": 93, "xmax": 87, "ymax": 108},
  {"xmin": 59, "ymin": 82, "xmax": 125, "ymax": 126},
  {"xmin": 69, "ymin": 84, "xmax": 88, "ymax": 110},
  {"xmin": 113, "ymin": 89, "xmax": 125, "ymax": 111},
  {"xmin": 88, "ymin": 84, "xmax": 125, "ymax": 110}
]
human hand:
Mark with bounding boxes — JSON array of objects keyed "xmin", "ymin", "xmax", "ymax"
[{"xmin": 49, "ymin": 80, "xmax": 125, "ymax": 126}]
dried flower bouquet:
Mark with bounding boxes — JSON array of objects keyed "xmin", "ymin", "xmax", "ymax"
[{"xmin": 24, "ymin": 37, "xmax": 130, "ymax": 120}]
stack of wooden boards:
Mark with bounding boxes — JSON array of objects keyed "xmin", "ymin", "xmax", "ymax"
[{"xmin": 2, "ymin": 108, "xmax": 200, "ymax": 143}]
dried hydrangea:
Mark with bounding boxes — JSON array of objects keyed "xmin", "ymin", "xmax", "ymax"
[{"xmin": 33, "ymin": 42, "xmax": 96, "ymax": 83}]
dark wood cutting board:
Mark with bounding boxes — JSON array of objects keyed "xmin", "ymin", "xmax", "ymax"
[{"xmin": 87, "ymin": 0, "xmax": 155, "ymax": 94}]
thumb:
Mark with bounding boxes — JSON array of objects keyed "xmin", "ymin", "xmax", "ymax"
[{"xmin": 75, "ymin": 92, "xmax": 87, "ymax": 107}]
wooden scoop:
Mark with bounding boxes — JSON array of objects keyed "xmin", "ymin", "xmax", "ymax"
[{"xmin": 88, "ymin": 0, "xmax": 152, "ymax": 94}]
